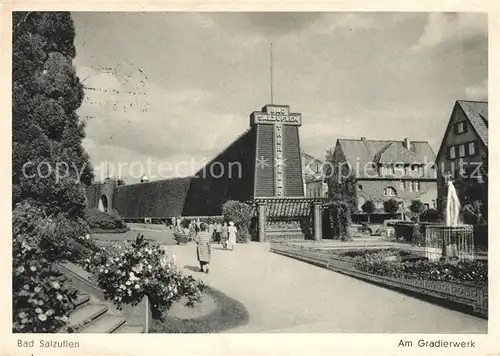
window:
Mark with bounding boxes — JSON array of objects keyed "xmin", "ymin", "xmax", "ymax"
[
  {"xmin": 468, "ymin": 141, "xmax": 476, "ymax": 156},
  {"xmin": 449, "ymin": 146, "xmax": 456, "ymax": 159},
  {"xmin": 459, "ymin": 144, "xmax": 465, "ymax": 157},
  {"xmin": 408, "ymin": 181, "xmax": 414, "ymax": 192},
  {"xmin": 395, "ymin": 164, "xmax": 405, "ymax": 175},
  {"xmin": 384, "ymin": 187, "xmax": 397, "ymax": 196},
  {"xmin": 358, "ymin": 184, "xmax": 363, "ymax": 190},
  {"xmin": 414, "ymin": 181, "xmax": 420, "ymax": 192},
  {"xmin": 455, "ymin": 121, "xmax": 467, "ymax": 134}
]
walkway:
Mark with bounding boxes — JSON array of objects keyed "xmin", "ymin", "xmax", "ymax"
[{"xmin": 165, "ymin": 241, "xmax": 487, "ymax": 333}]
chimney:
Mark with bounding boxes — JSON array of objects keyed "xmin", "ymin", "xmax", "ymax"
[
  {"xmin": 403, "ymin": 138, "xmax": 411, "ymax": 150},
  {"xmin": 361, "ymin": 137, "xmax": 367, "ymax": 141}
]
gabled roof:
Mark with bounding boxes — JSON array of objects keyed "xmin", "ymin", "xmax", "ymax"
[
  {"xmin": 436, "ymin": 100, "xmax": 488, "ymax": 161},
  {"xmin": 374, "ymin": 141, "xmax": 418, "ymax": 163},
  {"xmin": 337, "ymin": 138, "xmax": 436, "ymax": 179},
  {"xmin": 457, "ymin": 100, "xmax": 488, "ymax": 147},
  {"xmin": 300, "ymin": 149, "xmax": 324, "ymax": 164}
]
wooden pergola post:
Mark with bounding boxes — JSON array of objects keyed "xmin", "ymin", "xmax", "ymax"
[
  {"xmin": 257, "ymin": 201, "xmax": 267, "ymax": 242},
  {"xmin": 313, "ymin": 201, "xmax": 323, "ymax": 241}
]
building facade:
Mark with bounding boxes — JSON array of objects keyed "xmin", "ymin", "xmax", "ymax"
[
  {"xmin": 301, "ymin": 150, "xmax": 328, "ymax": 198},
  {"xmin": 435, "ymin": 100, "xmax": 488, "ymax": 216},
  {"xmin": 326, "ymin": 137, "xmax": 437, "ymax": 216}
]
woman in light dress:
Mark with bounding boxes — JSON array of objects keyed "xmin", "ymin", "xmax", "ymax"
[
  {"xmin": 194, "ymin": 223, "xmax": 212, "ymax": 273},
  {"xmin": 227, "ymin": 221, "xmax": 237, "ymax": 251}
]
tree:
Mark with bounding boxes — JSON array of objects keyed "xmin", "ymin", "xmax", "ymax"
[
  {"xmin": 222, "ymin": 200, "xmax": 252, "ymax": 242},
  {"xmin": 453, "ymin": 152, "xmax": 488, "ymax": 222},
  {"xmin": 324, "ymin": 200, "xmax": 352, "ymax": 241},
  {"xmin": 12, "ymin": 12, "xmax": 95, "ymax": 333},
  {"xmin": 12, "ymin": 12, "xmax": 93, "ymax": 218},
  {"xmin": 462, "ymin": 201, "xmax": 485, "ymax": 225},
  {"xmin": 420, "ymin": 208, "xmax": 438, "ymax": 222},
  {"xmin": 383, "ymin": 199, "xmax": 399, "ymax": 218},
  {"xmin": 361, "ymin": 200, "xmax": 375, "ymax": 223},
  {"xmin": 409, "ymin": 199, "xmax": 426, "ymax": 223}
]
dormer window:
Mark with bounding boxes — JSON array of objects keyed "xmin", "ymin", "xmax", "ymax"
[
  {"xmin": 384, "ymin": 187, "xmax": 397, "ymax": 196},
  {"xmin": 455, "ymin": 121, "xmax": 467, "ymax": 134}
]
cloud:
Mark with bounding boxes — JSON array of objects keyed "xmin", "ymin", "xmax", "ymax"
[
  {"xmin": 77, "ymin": 65, "xmax": 249, "ymax": 181},
  {"xmin": 83, "ymin": 137, "xmax": 212, "ymax": 182},
  {"xmin": 310, "ymin": 12, "xmax": 418, "ymax": 35},
  {"xmin": 72, "ymin": 12, "xmax": 487, "ymax": 182},
  {"xmin": 465, "ymin": 79, "xmax": 488, "ymax": 101},
  {"xmin": 411, "ymin": 13, "xmax": 487, "ymax": 51}
]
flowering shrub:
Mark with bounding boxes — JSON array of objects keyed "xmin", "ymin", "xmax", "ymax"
[
  {"xmin": 13, "ymin": 201, "xmax": 98, "ymax": 264},
  {"xmin": 87, "ymin": 234, "xmax": 207, "ymax": 321},
  {"xmin": 13, "ymin": 236, "xmax": 78, "ymax": 333},
  {"xmin": 12, "ymin": 201, "xmax": 97, "ymax": 333}
]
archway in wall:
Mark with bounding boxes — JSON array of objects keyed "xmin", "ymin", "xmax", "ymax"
[{"xmin": 98, "ymin": 194, "xmax": 109, "ymax": 212}]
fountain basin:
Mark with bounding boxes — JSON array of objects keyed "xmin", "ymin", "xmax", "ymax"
[{"xmin": 425, "ymin": 225, "xmax": 474, "ymax": 261}]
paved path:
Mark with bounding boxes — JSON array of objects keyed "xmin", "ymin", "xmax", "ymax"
[{"xmin": 165, "ymin": 241, "xmax": 487, "ymax": 333}]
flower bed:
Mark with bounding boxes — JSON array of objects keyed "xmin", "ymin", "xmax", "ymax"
[
  {"xmin": 337, "ymin": 249, "xmax": 488, "ymax": 286},
  {"xmin": 270, "ymin": 242, "xmax": 488, "ymax": 317}
]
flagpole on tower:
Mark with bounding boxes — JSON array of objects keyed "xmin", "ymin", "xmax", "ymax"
[{"xmin": 270, "ymin": 42, "xmax": 274, "ymax": 104}]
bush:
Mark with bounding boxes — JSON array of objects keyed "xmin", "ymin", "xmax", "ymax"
[
  {"xmin": 361, "ymin": 200, "xmax": 375, "ymax": 223},
  {"xmin": 13, "ymin": 237, "xmax": 78, "ymax": 333},
  {"xmin": 222, "ymin": 201, "xmax": 252, "ymax": 243},
  {"xmin": 409, "ymin": 200, "xmax": 425, "ymax": 222},
  {"xmin": 12, "ymin": 204, "xmax": 81, "ymax": 333},
  {"xmin": 13, "ymin": 201, "xmax": 97, "ymax": 264},
  {"xmin": 420, "ymin": 208, "xmax": 439, "ymax": 222},
  {"xmin": 85, "ymin": 208, "xmax": 127, "ymax": 231},
  {"xmin": 383, "ymin": 199, "xmax": 399, "ymax": 217},
  {"xmin": 86, "ymin": 234, "xmax": 207, "ymax": 321}
]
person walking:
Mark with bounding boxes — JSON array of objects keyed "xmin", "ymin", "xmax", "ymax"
[
  {"xmin": 214, "ymin": 221, "xmax": 222, "ymax": 243},
  {"xmin": 221, "ymin": 222, "xmax": 229, "ymax": 249},
  {"xmin": 227, "ymin": 221, "xmax": 237, "ymax": 251},
  {"xmin": 194, "ymin": 223, "xmax": 212, "ymax": 273},
  {"xmin": 208, "ymin": 221, "xmax": 215, "ymax": 239},
  {"xmin": 188, "ymin": 221, "xmax": 197, "ymax": 241}
]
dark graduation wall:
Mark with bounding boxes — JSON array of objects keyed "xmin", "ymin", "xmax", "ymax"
[{"xmin": 87, "ymin": 127, "xmax": 257, "ymax": 218}]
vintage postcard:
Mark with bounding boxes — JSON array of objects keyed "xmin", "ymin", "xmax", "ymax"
[{"xmin": 1, "ymin": 1, "xmax": 498, "ymax": 355}]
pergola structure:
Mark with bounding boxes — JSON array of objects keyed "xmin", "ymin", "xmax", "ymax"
[{"xmin": 249, "ymin": 197, "xmax": 328, "ymax": 241}]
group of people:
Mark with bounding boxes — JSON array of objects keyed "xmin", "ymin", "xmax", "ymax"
[{"xmin": 170, "ymin": 217, "xmax": 237, "ymax": 273}]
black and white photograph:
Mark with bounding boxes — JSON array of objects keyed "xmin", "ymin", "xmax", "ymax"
[{"xmin": 7, "ymin": 7, "xmax": 494, "ymax": 351}]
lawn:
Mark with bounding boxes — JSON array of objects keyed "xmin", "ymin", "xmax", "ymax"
[
  {"xmin": 93, "ymin": 228, "xmax": 178, "ymax": 245},
  {"xmin": 149, "ymin": 286, "xmax": 249, "ymax": 333}
]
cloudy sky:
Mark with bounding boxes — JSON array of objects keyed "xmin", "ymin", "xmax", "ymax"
[{"xmin": 72, "ymin": 12, "xmax": 488, "ymax": 183}]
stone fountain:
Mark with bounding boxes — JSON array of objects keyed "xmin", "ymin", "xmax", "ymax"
[{"xmin": 424, "ymin": 181, "xmax": 475, "ymax": 261}]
